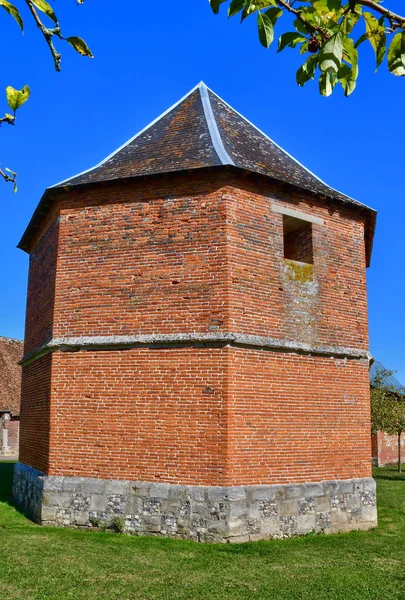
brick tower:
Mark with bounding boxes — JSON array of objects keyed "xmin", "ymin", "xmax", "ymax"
[{"xmin": 14, "ymin": 83, "xmax": 377, "ymax": 541}]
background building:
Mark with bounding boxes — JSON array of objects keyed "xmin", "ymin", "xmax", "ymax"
[
  {"xmin": 371, "ymin": 360, "xmax": 405, "ymax": 466},
  {"xmin": 0, "ymin": 337, "xmax": 23, "ymax": 456}
]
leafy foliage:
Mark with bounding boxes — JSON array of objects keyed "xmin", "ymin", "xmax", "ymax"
[
  {"xmin": 371, "ymin": 367, "xmax": 405, "ymax": 472},
  {"xmin": 371, "ymin": 368, "xmax": 405, "ymax": 436},
  {"xmin": 0, "ymin": 1, "xmax": 93, "ymax": 191},
  {"xmin": 209, "ymin": 0, "xmax": 405, "ymax": 96}
]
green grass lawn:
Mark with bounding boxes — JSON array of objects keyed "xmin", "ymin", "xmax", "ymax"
[{"xmin": 1, "ymin": 466, "xmax": 405, "ymax": 599}]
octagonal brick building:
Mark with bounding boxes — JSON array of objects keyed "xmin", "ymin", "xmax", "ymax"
[{"xmin": 14, "ymin": 83, "xmax": 377, "ymax": 541}]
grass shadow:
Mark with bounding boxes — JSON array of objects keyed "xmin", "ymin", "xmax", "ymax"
[
  {"xmin": 373, "ymin": 465, "xmax": 405, "ymax": 482},
  {"xmin": 0, "ymin": 460, "xmax": 16, "ymax": 496}
]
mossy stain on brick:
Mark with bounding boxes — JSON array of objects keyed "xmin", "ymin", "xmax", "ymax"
[{"xmin": 284, "ymin": 259, "xmax": 315, "ymax": 284}]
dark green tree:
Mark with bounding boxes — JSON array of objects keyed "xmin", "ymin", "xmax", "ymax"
[
  {"xmin": 210, "ymin": 0, "xmax": 405, "ymax": 96},
  {"xmin": 371, "ymin": 367, "xmax": 405, "ymax": 473}
]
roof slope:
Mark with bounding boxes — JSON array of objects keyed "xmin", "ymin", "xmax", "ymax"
[
  {"xmin": 18, "ymin": 82, "xmax": 376, "ymax": 256},
  {"xmin": 370, "ymin": 360, "xmax": 405, "ymax": 393},
  {"xmin": 51, "ymin": 82, "xmax": 369, "ymax": 211},
  {"xmin": 0, "ymin": 337, "xmax": 23, "ymax": 415}
]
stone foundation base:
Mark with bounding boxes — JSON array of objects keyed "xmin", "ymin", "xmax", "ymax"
[{"xmin": 13, "ymin": 463, "xmax": 377, "ymax": 542}]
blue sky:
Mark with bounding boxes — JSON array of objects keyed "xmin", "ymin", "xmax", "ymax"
[{"xmin": 0, "ymin": 1, "xmax": 403, "ymax": 380}]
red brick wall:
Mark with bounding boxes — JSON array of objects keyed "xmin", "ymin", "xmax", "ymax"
[
  {"xmin": 8, "ymin": 419, "xmax": 19, "ymax": 454},
  {"xmin": 228, "ymin": 349, "xmax": 372, "ymax": 485},
  {"xmin": 52, "ymin": 174, "xmax": 230, "ymax": 338},
  {"xmin": 226, "ymin": 179, "xmax": 369, "ymax": 349},
  {"xmin": 48, "ymin": 348, "xmax": 229, "ymax": 483},
  {"xmin": 20, "ymin": 170, "xmax": 372, "ymax": 485},
  {"xmin": 19, "ymin": 354, "xmax": 52, "ymax": 473},
  {"xmin": 43, "ymin": 347, "xmax": 371, "ymax": 485},
  {"xmin": 372, "ymin": 430, "xmax": 404, "ymax": 466},
  {"xmin": 24, "ymin": 218, "xmax": 59, "ymax": 355}
]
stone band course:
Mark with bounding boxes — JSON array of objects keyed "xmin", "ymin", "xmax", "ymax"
[
  {"xmin": 14, "ymin": 463, "xmax": 377, "ymax": 543},
  {"xmin": 20, "ymin": 332, "xmax": 372, "ymax": 367}
]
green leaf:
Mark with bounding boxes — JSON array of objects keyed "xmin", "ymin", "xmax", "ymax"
[
  {"xmin": 66, "ymin": 36, "xmax": 94, "ymax": 58},
  {"xmin": 0, "ymin": 0, "xmax": 23, "ymax": 30},
  {"xmin": 294, "ymin": 18, "xmax": 311, "ymax": 35},
  {"xmin": 300, "ymin": 40, "xmax": 310, "ymax": 54},
  {"xmin": 338, "ymin": 64, "xmax": 356, "ymax": 96},
  {"xmin": 278, "ymin": 31, "xmax": 307, "ymax": 53},
  {"xmin": 296, "ymin": 55, "xmax": 318, "ymax": 86},
  {"xmin": 319, "ymin": 31, "xmax": 343, "ymax": 73},
  {"xmin": 228, "ymin": 0, "xmax": 245, "ymax": 17},
  {"xmin": 363, "ymin": 12, "xmax": 386, "ymax": 70},
  {"xmin": 31, "ymin": 0, "xmax": 58, "ymax": 24},
  {"xmin": 312, "ymin": 0, "xmax": 341, "ymax": 14},
  {"xmin": 6, "ymin": 85, "xmax": 30, "ymax": 112},
  {"xmin": 319, "ymin": 71, "xmax": 333, "ymax": 96},
  {"xmin": 387, "ymin": 32, "xmax": 405, "ymax": 76},
  {"xmin": 264, "ymin": 7, "xmax": 282, "ymax": 25},
  {"xmin": 209, "ymin": 0, "xmax": 227, "ymax": 14},
  {"xmin": 257, "ymin": 12, "xmax": 274, "ymax": 48},
  {"xmin": 342, "ymin": 37, "xmax": 359, "ymax": 79},
  {"xmin": 342, "ymin": 11, "xmax": 360, "ymax": 35},
  {"xmin": 5, "ymin": 113, "xmax": 14, "ymax": 120}
]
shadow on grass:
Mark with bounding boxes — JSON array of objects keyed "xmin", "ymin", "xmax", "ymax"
[
  {"xmin": 373, "ymin": 465, "xmax": 405, "ymax": 482},
  {"xmin": 0, "ymin": 461, "xmax": 16, "ymax": 496}
]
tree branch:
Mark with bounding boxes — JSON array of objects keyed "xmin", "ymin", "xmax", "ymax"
[
  {"xmin": 355, "ymin": 0, "xmax": 405, "ymax": 27},
  {"xmin": 25, "ymin": 0, "xmax": 62, "ymax": 71}
]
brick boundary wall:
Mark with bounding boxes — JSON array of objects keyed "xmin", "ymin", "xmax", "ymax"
[{"xmin": 14, "ymin": 463, "xmax": 377, "ymax": 542}]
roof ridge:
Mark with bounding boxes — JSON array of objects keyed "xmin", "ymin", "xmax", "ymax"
[
  {"xmin": 49, "ymin": 82, "xmax": 205, "ymax": 190},
  {"xmin": 199, "ymin": 82, "xmax": 234, "ymax": 166}
]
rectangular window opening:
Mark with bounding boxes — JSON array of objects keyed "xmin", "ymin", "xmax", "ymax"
[{"xmin": 283, "ymin": 215, "xmax": 314, "ymax": 265}]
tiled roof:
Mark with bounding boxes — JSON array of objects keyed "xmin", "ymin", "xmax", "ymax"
[
  {"xmin": 18, "ymin": 82, "xmax": 376, "ymax": 256},
  {"xmin": 0, "ymin": 337, "xmax": 23, "ymax": 415},
  {"xmin": 370, "ymin": 360, "xmax": 405, "ymax": 393},
  {"xmin": 51, "ymin": 83, "xmax": 372, "ymax": 211}
]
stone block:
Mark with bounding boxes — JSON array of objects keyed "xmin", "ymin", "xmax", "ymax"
[
  {"xmin": 82, "ymin": 479, "xmax": 105, "ymax": 495},
  {"xmin": 338, "ymin": 480, "xmax": 354, "ymax": 494},
  {"xmin": 43, "ymin": 492, "xmax": 72, "ymax": 508},
  {"xmin": 302, "ymin": 483, "xmax": 324, "ymax": 497},
  {"xmin": 42, "ymin": 476, "xmax": 64, "ymax": 492},
  {"xmin": 346, "ymin": 494, "xmax": 361, "ymax": 510},
  {"xmin": 226, "ymin": 487, "xmax": 247, "ymax": 501},
  {"xmin": 284, "ymin": 485, "xmax": 304, "ymax": 500},
  {"xmin": 323, "ymin": 481, "xmax": 341, "ymax": 496},
  {"xmin": 296, "ymin": 513, "xmax": 316, "ymax": 534},
  {"xmin": 41, "ymin": 506, "xmax": 57, "ymax": 522},
  {"xmin": 261, "ymin": 517, "xmax": 280, "ymax": 536},
  {"xmin": 143, "ymin": 515, "xmax": 161, "ymax": 533},
  {"xmin": 90, "ymin": 495, "xmax": 107, "ymax": 512},
  {"xmin": 105, "ymin": 481, "xmax": 129, "ymax": 496},
  {"xmin": 361, "ymin": 505, "xmax": 378, "ymax": 523},
  {"xmin": 150, "ymin": 482, "xmax": 171, "ymax": 499},
  {"xmin": 249, "ymin": 485, "xmax": 283, "ymax": 502},
  {"xmin": 72, "ymin": 511, "xmax": 90, "ymax": 527},
  {"xmin": 131, "ymin": 481, "xmax": 152, "ymax": 497},
  {"xmin": 63, "ymin": 478, "xmax": 84, "ymax": 492},
  {"xmin": 188, "ymin": 487, "xmax": 207, "ymax": 502},
  {"xmin": 331, "ymin": 509, "xmax": 349, "ymax": 527},
  {"xmin": 279, "ymin": 499, "xmax": 299, "ymax": 517}
]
